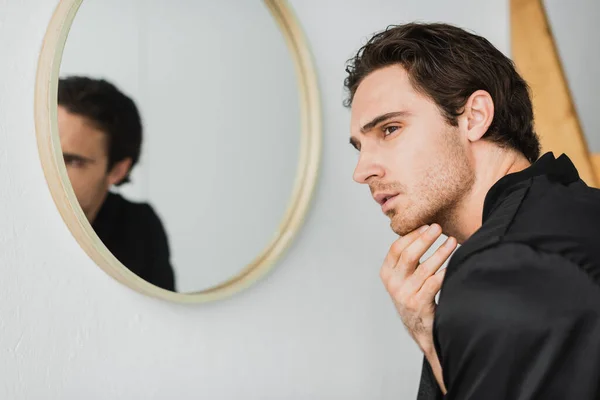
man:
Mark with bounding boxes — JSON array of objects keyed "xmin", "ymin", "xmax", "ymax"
[
  {"xmin": 58, "ymin": 76, "xmax": 176, "ymax": 292},
  {"xmin": 345, "ymin": 23, "xmax": 600, "ymax": 398}
]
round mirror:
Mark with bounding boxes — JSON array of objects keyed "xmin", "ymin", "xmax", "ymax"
[{"xmin": 35, "ymin": 0, "xmax": 321, "ymax": 302}]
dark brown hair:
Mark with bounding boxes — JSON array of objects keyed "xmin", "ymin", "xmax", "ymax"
[
  {"xmin": 58, "ymin": 76, "xmax": 142, "ymax": 185},
  {"xmin": 344, "ymin": 22, "xmax": 540, "ymax": 163}
]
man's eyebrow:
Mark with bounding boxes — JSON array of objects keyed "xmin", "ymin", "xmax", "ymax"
[
  {"xmin": 360, "ymin": 111, "xmax": 411, "ymax": 133},
  {"xmin": 63, "ymin": 152, "xmax": 95, "ymax": 163}
]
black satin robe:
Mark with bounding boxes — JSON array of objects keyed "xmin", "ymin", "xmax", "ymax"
[
  {"xmin": 417, "ymin": 152, "xmax": 600, "ymax": 399},
  {"xmin": 92, "ymin": 192, "xmax": 176, "ymax": 292}
]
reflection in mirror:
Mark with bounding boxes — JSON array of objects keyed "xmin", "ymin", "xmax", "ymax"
[{"xmin": 58, "ymin": 0, "xmax": 301, "ymax": 293}]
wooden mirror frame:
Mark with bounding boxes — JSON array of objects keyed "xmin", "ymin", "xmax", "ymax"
[
  {"xmin": 511, "ymin": 0, "xmax": 599, "ymax": 187},
  {"xmin": 34, "ymin": 0, "xmax": 322, "ymax": 303}
]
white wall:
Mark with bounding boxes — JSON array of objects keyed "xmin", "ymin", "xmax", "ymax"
[
  {"xmin": 543, "ymin": 0, "xmax": 600, "ymax": 152},
  {"xmin": 0, "ymin": 1, "xmax": 507, "ymax": 399},
  {"xmin": 59, "ymin": 0, "xmax": 300, "ymax": 293}
]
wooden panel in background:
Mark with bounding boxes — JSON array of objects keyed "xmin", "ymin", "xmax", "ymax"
[
  {"xmin": 510, "ymin": 0, "xmax": 598, "ymax": 187},
  {"xmin": 591, "ymin": 154, "xmax": 600, "ymax": 181}
]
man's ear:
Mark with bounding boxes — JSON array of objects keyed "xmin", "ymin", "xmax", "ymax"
[
  {"xmin": 107, "ymin": 157, "xmax": 133, "ymax": 186},
  {"xmin": 460, "ymin": 90, "xmax": 494, "ymax": 142}
]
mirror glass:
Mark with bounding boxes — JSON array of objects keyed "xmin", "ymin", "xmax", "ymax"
[{"xmin": 58, "ymin": 0, "xmax": 301, "ymax": 293}]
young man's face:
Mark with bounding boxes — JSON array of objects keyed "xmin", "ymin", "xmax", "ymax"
[
  {"xmin": 58, "ymin": 106, "xmax": 128, "ymax": 223},
  {"xmin": 350, "ymin": 65, "xmax": 474, "ymax": 236}
]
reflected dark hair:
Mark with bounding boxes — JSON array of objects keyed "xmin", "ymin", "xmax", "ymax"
[
  {"xmin": 344, "ymin": 22, "xmax": 540, "ymax": 163},
  {"xmin": 58, "ymin": 76, "xmax": 142, "ymax": 185}
]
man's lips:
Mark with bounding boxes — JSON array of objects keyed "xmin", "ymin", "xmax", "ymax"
[{"xmin": 373, "ymin": 192, "xmax": 400, "ymax": 207}]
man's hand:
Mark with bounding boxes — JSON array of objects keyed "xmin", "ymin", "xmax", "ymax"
[{"xmin": 380, "ymin": 224, "xmax": 457, "ymax": 393}]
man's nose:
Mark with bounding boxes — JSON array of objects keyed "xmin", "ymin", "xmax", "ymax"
[{"xmin": 353, "ymin": 151, "xmax": 384, "ymax": 184}]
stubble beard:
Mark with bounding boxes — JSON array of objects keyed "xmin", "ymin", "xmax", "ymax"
[{"xmin": 388, "ymin": 133, "xmax": 475, "ymax": 236}]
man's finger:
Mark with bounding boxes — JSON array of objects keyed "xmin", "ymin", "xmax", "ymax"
[
  {"xmin": 416, "ymin": 269, "xmax": 447, "ymax": 303},
  {"xmin": 383, "ymin": 224, "xmax": 429, "ymax": 266},
  {"xmin": 408, "ymin": 236, "xmax": 457, "ymax": 290},
  {"xmin": 394, "ymin": 224, "xmax": 443, "ymax": 276}
]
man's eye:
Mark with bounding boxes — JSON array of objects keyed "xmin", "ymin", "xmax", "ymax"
[
  {"xmin": 65, "ymin": 158, "xmax": 84, "ymax": 168},
  {"xmin": 384, "ymin": 126, "xmax": 400, "ymax": 136}
]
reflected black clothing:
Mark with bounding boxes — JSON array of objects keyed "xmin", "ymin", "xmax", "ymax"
[
  {"xmin": 417, "ymin": 152, "xmax": 600, "ymax": 399},
  {"xmin": 92, "ymin": 192, "xmax": 176, "ymax": 291}
]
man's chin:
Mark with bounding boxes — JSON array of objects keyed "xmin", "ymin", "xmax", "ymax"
[{"xmin": 390, "ymin": 218, "xmax": 422, "ymax": 237}]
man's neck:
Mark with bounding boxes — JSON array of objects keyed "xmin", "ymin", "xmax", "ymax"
[
  {"xmin": 445, "ymin": 145, "xmax": 531, "ymax": 243},
  {"xmin": 87, "ymin": 190, "xmax": 110, "ymax": 226}
]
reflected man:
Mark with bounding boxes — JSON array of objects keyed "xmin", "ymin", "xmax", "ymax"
[{"xmin": 58, "ymin": 76, "xmax": 176, "ymax": 292}]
